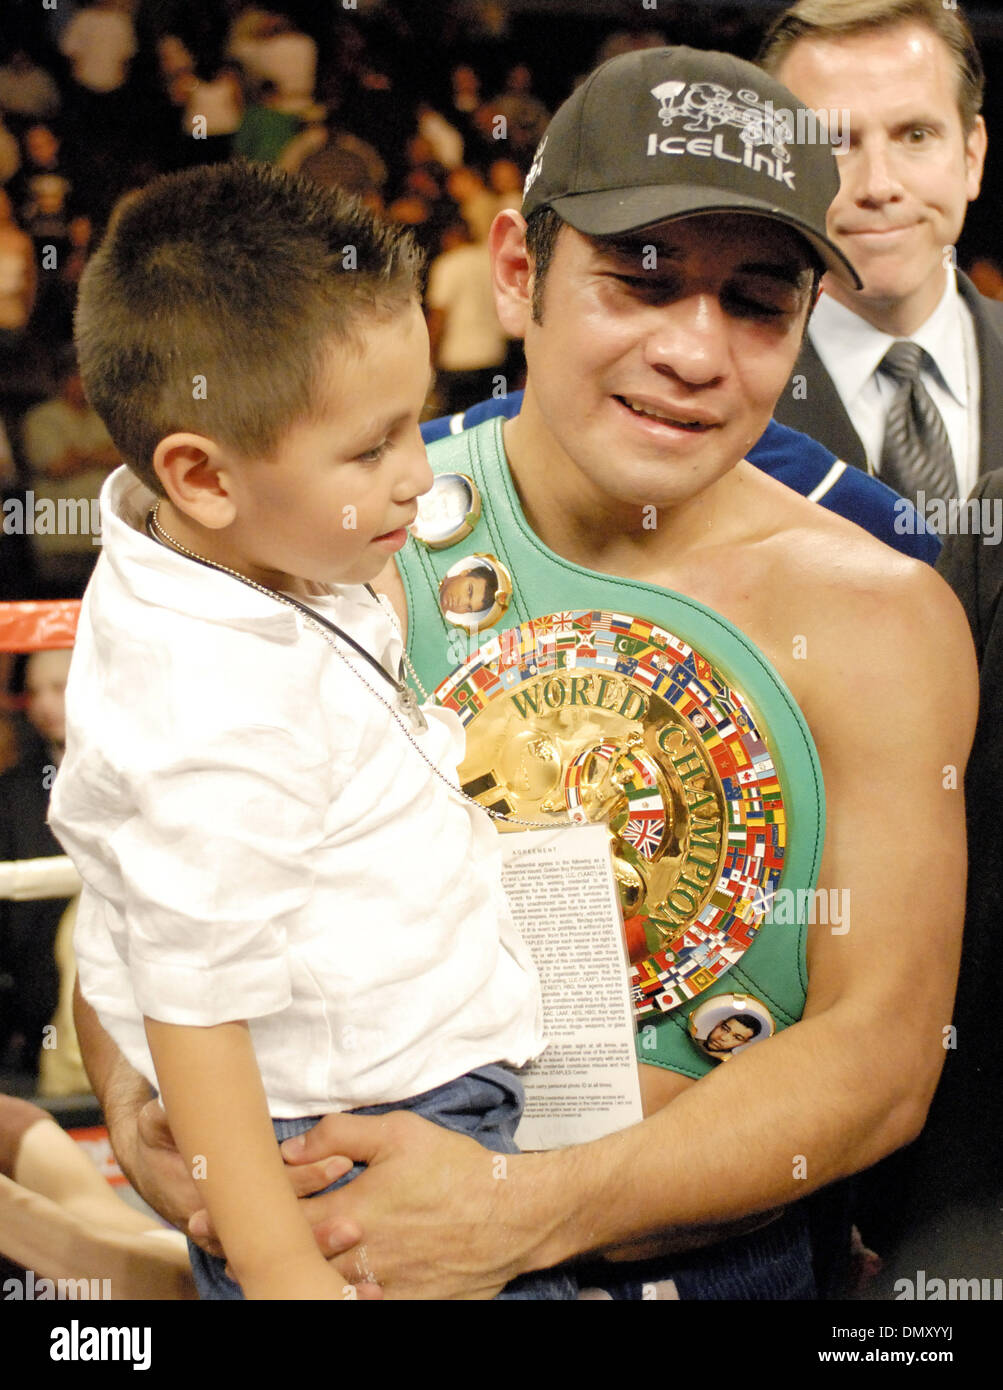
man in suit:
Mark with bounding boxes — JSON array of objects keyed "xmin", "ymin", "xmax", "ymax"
[
  {"xmin": 760, "ymin": 0, "xmax": 1003, "ymax": 504},
  {"xmin": 764, "ymin": 0, "xmax": 1003, "ymax": 1289}
]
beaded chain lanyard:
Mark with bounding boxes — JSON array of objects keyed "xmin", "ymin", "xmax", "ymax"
[{"xmin": 145, "ymin": 504, "xmax": 564, "ymax": 828}]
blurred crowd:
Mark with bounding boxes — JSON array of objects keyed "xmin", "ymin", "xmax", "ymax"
[{"xmin": 0, "ymin": 1, "xmax": 793, "ymax": 610}]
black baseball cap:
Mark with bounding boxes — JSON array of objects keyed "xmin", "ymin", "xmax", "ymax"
[{"xmin": 522, "ymin": 45, "xmax": 861, "ymax": 287}]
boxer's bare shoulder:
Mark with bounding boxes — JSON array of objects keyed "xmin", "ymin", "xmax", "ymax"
[{"xmin": 670, "ymin": 464, "xmax": 970, "ymax": 720}]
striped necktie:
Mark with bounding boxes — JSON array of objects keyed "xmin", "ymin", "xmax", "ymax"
[{"xmin": 878, "ymin": 341, "xmax": 957, "ymax": 505}]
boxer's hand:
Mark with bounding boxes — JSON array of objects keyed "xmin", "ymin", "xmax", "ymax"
[
  {"xmin": 186, "ymin": 1126, "xmax": 356, "ymax": 1262},
  {"xmin": 110, "ymin": 1098, "xmax": 216, "ymax": 1251},
  {"xmin": 278, "ymin": 1110, "xmax": 538, "ymax": 1300}
]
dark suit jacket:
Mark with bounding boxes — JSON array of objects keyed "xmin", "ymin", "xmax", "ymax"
[
  {"xmin": 773, "ymin": 272, "xmax": 1003, "ymax": 481},
  {"xmin": 845, "ymin": 470, "xmax": 1003, "ymax": 1271},
  {"xmin": 929, "ymin": 470, "xmax": 1003, "ymax": 1196}
]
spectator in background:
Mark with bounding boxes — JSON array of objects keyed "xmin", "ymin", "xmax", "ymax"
[
  {"xmin": 401, "ymin": 133, "xmax": 449, "ymax": 200},
  {"xmin": 10, "ymin": 124, "xmax": 74, "ymax": 232},
  {"xmin": 0, "ymin": 648, "xmax": 73, "ymax": 1085},
  {"xmin": 483, "ymin": 64, "xmax": 550, "ymax": 165},
  {"xmin": 445, "ymin": 165, "xmax": 497, "ymax": 243},
  {"xmin": 7, "ymin": 124, "xmax": 77, "ymax": 351},
  {"xmin": 0, "ymin": 50, "xmax": 61, "ymax": 127},
  {"xmin": 285, "ymin": 116, "xmax": 387, "ymax": 208},
  {"xmin": 177, "ymin": 58, "xmax": 244, "ymax": 166},
  {"xmin": 383, "ymin": 135, "xmax": 453, "ymax": 260},
  {"xmin": 488, "ymin": 157, "xmax": 526, "ymax": 216},
  {"xmin": 761, "ymin": 0, "xmax": 997, "ymax": 507},
  {"xmin": 0, "ymin": 189, "xmax": 36, "ymax": 355},
  {"xmin": 450, "ymin": 63, "xmax": 482, "ymax": 123},
  {"xmin": 319, "ymin": 27, "xmax": 413, "ymax": 195},
  {"xmin": 426, "ymin": 217, "xmax": 508, "ymax": 415},
  {"xmin": 442, "ymin": 63, "xmax": 497, "ymax": 171},
  {"xmin": 21, "ymin": 349, "xmax": 118, "ymax": 595},
  {"xmin": 384, "ymin": 190, "xmax": 438, "ymax": 262},
  {"xmin": 403, "ymin": 163, "xmax": 448, "ymax": 215},
  {"xmin": 232, "ymin": 79, "xmax": 306, "ymax": 165},
  {"xmin": 416, "ymin": 100, "xmax": 464, "ymax": 173},
  {"xmin": 228, "ymin": 9, "xmax": 317, "ymax": 114},
  {"xmin": 452, "ymin": 0, "xmax": 512, "ymax": 45},
  {"xmin": 156, "ymin": 33, "xmax": 196, "ymax": 92},
  {"xmin": 0, "ymin": 115, "xmax": 20, "ymax": 188},
  {"xmin": 59, "ymin": 0, "xmax": 137, "ymax": 108},
  {"xmin": 58, "ymin": 0, "xmax": 139, "ymax": 219},
  {"xmin": 17, "ymin": 129, "xmax": 72, "ymax": 255}
]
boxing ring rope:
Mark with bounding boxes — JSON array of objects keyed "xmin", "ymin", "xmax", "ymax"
[
  {"xmin": 0, "ymin": 855, "xmax": 82, "ymax": 902},
  {"xmin": 0, "ymin": 599, "xmax": 81, "ymax": 653}
]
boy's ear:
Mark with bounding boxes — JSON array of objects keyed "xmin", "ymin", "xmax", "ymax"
[
  {"xmin": 152, "ymin": 433, "xmax": 238, "ymax": 530},
  {"xmin": 489, "ymin": 209, "xmax": 533, "ymax": 339}
]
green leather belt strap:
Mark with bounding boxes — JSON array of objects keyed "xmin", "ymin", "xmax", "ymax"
[{"xmin": 397, "ymin": 418, "xmax": 825, "ymax": 1078}]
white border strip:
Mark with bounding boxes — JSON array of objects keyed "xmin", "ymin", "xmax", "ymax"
[{"xmin": 807, "ymin": 458, "xmax": 848, "ymax": 504}]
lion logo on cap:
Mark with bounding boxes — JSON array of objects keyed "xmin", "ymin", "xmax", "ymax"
[{"xmin": 650, "ymin": 81, "xmax": 791, "ymax": 166}]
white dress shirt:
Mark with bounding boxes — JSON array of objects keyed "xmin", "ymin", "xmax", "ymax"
[
  {"xmin": 808, "ymin": 268, "xmax": 980, "ymax": 500},
  {"xmin": 50, "ymin": 468, "xmax": 544, "ymax": 1117}
]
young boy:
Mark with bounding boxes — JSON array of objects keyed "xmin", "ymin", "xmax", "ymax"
[{"xmin": 49, "ymin": 161, "xmax": 571, "ymax": 1300}]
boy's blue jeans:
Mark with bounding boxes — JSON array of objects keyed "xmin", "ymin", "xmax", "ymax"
[
  {"xmin": 188, "ymin": 1062, "xmax": 816, "ymax": 1301},
  {"xmin": 186, "ymin": 1062, "xmax": 578, "ymax": 1300}
]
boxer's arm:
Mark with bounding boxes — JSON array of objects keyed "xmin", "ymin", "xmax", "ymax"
[
  {"xmin": 555, "ymin": 565, "xmax": 973, "ymax": 1252},
  {"xmin": 279, "ymin": 563, "xmax": 976, "ymax": 1298}
]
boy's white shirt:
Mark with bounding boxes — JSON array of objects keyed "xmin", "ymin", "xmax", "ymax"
[{"xmin": 49, "ymin": 467, "xmax": 544, "ymax": 1117}]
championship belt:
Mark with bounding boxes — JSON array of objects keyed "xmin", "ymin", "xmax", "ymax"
[{"xmin": 397, "ymin": 419, "xmax": 824, "ymax": 1078}]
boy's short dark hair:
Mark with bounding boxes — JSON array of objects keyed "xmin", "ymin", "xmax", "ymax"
[{"xmin": 75, "ymin": 160, "xmax": 424, "ymax": 495}]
